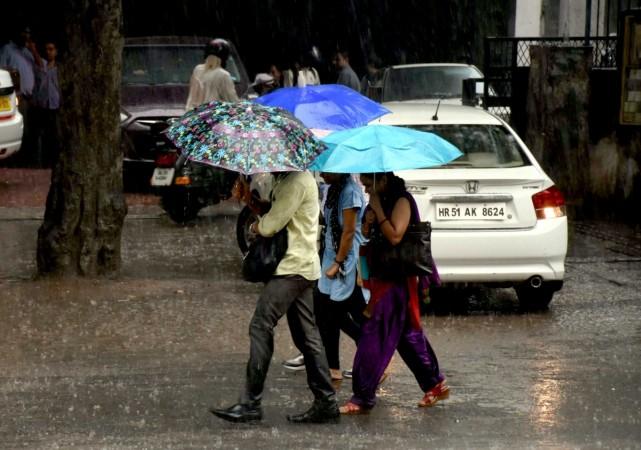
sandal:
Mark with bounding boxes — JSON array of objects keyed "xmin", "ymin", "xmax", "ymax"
[
  {"xmin": 339, "ymin": 401, "xmax": 370, "ymax": 415},
  {"xmin": 378, "ymin": 370, "xmax": 390, "ymax": 386},
  {"xmin": 418, "ymin": 380, "xmax": 450, "ymax": 407}
]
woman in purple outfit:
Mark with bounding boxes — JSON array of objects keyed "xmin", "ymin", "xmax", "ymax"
[{"xmin": 340, "ymin": 172, "xmax": 449, "ymax": 414}]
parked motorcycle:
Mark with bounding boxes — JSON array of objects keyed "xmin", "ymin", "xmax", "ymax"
[{"xmin": 151, "ymin": 141, "xmax": 238, "ymax": 223}]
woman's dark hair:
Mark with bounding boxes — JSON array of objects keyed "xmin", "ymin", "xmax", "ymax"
[
  {"xmin": 325, "ymin": 174, "xmax": 350, "ymax": 253},
  {"xmin": 364, "ymin": 172, "xmax": 406, "ymax": 214}
]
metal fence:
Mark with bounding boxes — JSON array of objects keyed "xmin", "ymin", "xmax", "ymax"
[
  {"xmin": 485, "ymin": 36, "xmax": 617, "ymax": 69},
  {"xmin": 482, "ymin": 36, "xmax": 618, "ymax": 122}
]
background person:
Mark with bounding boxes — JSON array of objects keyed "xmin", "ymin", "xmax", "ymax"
[
  {"xmin": 29, "ymin": 39, "xmax": 60, "ymax": 167},
  {"xmin": 296, "ymin": 47, "xmax": 322, "ymax": 87},
  {"xmin": 360, "ymin": 54, "xmax": 383, "ymax": 96},
  {"xmin": 340, "ymin": 172, "xmax": 448, "ymax": 415},
  {"xmin": 0, "ymin": 26, "xmax": 35, "ymax": 100},
  {"xmin": 280, "ymin": 60, "xmax": 296, "ymax": 87},
  {"xmin": 247, "ymin": 72, "xmax": 276, "ymax": 97},
  {"xmin": 269, "ymin": 63, "xmax": 284, "ymax": 88},
  {"xmin": 333, "ymin": 49, "xmax": 360, "ymax": 92},
  {"xmin": 185, "ymin": 38, "xmax": 238, "ymax": 110}
]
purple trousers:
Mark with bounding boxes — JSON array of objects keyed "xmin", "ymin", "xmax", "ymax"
[{"xmin": 351, "ymin": 282, "xmax": 444, "ymax": 408}]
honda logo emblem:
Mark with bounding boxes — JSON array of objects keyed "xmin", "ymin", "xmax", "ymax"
[{"xmin": 464, "ymin": 180, "xmax": 479, "ymax": 194}]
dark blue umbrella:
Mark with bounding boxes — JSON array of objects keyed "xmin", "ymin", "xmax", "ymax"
[{"xmin": 254, "ymin": 84, "xmax": 390, "ymax": 130}]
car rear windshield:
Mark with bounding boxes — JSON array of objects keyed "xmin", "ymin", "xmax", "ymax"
[
  {"xmin": 383, "ymin": 66, "xmax": 482, "ymax": 102},
  {"xmin": 410, "ymin": 124, "xmax": 530, "ymax": 168},
  {"xmin": 122, "ymin": 45, "xmax": 243, "ymax": 85}
]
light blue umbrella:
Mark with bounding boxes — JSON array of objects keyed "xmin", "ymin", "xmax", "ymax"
[
  {"xmin": 308, "ymin": 125, "xmax": 463, "ymax": 173},
  {"xmin": 254, "ymin": 84, "xmax": 390, "ymax": 130}
]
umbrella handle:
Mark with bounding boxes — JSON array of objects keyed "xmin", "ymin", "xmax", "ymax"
[{"xmin": 176, "ymin": 153, "xmax": 188, "ymax": 170}]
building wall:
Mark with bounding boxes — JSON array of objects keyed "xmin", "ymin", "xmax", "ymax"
[
  {"xmin": 517, "ymin": 0, "xmax": 611, "ymax": 38},
  {"xmin": 514, "ymin": 0, "xmax": 543, "ymax": 36},
  {"xmin": 558, "ymin": 0, "xmax": 586, "ymax": 36}
]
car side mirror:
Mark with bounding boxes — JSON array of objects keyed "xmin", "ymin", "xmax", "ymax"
[{"xmin": 462, "ymin": 78, "xmax": 482, "ymax": 106}]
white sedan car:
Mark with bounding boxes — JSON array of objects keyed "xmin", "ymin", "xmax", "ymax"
[
  {"xmin": 0, "ymin": 68, "xmax": 23, "ymax": 160},
  {"xmin": 378, "ymin": 63, "xmax": 484, "ymax": 104},
  {"xmin": 372, "ymin": 103, "xmax": 567, "ymax": 310}
]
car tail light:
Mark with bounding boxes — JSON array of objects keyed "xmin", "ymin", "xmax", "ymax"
[
  {"xmin": 532, "ymin": 186, "xmax": 566, "ymax": 219},
  {"xmin": 155, "ymin": 152, "xmax": 178, "ymax": 168}
]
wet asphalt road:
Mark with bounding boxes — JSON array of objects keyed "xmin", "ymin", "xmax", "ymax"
[{"xmin": 1, "ymin": 201, "xmax": 641, "ymax": 449}]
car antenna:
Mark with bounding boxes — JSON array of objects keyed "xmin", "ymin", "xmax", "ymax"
[{"xmin": 431, "ymin": 99, "xmax": 441, "ymax": 121}]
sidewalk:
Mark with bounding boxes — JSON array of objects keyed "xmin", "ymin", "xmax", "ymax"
[
  {"xmin": 0, "ymin": 168, "xmax": 159, "ymax": 209},
  {"xmin": 568, "ymin": 219, "xmax": 641, "ymax": 259}
]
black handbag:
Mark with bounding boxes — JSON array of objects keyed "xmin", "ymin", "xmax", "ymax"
[
  {"xmin": 242, "ymin": 227, "xmax": 288, "ymax": 283},
  {"xmin": 367, "ymin": 221, "xmax": 433, "ymax": 280}
]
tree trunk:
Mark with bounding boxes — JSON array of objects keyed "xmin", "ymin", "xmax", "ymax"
[{"xmin": 37, "ymin": 0, "xmax": 127, "ymax": 277}]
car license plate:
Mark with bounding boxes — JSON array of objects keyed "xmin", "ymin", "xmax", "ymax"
[
  {"xmin": 0, "ymin": 96, "xmax": 11, "ymax": 112},
  {"xmin": 150, "ymin": 168, "xmax": 175, "ymax": 186},
  {"xmin": 436, "ymin": 202, "xmax": 506, "ymax": 220}
]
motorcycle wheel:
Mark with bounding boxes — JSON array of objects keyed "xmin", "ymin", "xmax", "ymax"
[
  {"xmin": 236, "ymin": 206, "xmax": 259, "ymax": 254},
  {"xmin": 161, "ymin": 191, "xmax": 202, "ymax": 224}
]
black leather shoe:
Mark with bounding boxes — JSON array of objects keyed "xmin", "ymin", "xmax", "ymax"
[
  {"xmin": 286, "ymin": 399, "xmax": 340, "ymax": 424},
  {"xmin": 209, "ymin": 402, "xmax": 262, "ymax": 423}
]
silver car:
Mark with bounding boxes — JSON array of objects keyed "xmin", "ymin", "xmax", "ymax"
[{"xmin": 378, "ymin": 63, "xmax": 484, "ymax": 104}]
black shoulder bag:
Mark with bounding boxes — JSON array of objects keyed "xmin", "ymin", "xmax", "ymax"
[
  {"xmin": 367, "ymin": 221, "xmax": 433, "ymax": 280},
  {"xmin": 242, "ymin": 174, "xmax": 291, "ymax": 283},
  {"xmin": 242, "ymin": 227, "xmax": 288, "ymax": 283}
]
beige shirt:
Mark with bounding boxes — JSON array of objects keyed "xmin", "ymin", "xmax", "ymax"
[
  {"xmin": 257, "ymin": 172, "xmax": 321, "ymax": 280},
  {"xmin": 296, "ymin": 67, "xmax": 320, "ymax": 87},
  {"xmin": 185, "ymin": 57, "xmax": 238, "ymax": 110}
]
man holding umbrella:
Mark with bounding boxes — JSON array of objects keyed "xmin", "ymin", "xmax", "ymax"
[
  {"xmin": 165, "ymin": 100, "xmax": 339, "ymax": 423},
  {"xmin": 211, "ymin": 170, "xmax": 340, "ymax": 424}
]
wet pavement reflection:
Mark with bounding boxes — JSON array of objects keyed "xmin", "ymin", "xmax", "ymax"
[{"xmin": 1, "ymin": 196, "xmax": 640, "ymax": 448}]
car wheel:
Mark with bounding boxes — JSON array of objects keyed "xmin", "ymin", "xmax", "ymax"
[
  {"xmin": 236, "ymin": 206, "xmax": 258, "ymax": 254},
  {"xmin": 161, "ymin": 191, "xmax": 202, "ymax": 224},
  {"xmin": 424, "ymin": 286, "xmax": 473, "ymax": 315},
  {"xmin": 515, "ymin": 284, "xmax": 555, "ymax": 311}
]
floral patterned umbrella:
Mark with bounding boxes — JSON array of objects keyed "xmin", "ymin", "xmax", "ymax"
[{"xmin": 165, "ymin": 100, "xmax": 325, "ymax": 175}]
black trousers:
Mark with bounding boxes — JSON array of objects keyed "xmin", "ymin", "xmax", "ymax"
[
  {"xmin": 314, "ymin": 284, "xmax": 366, "ymax": 370},
  {"xmin": 32, "ymin": 107, "xmax": 59, "ymax": 168},
  {"xmin": 243, "ymin": 275, "xmax": 335, "ymax": 404}
]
